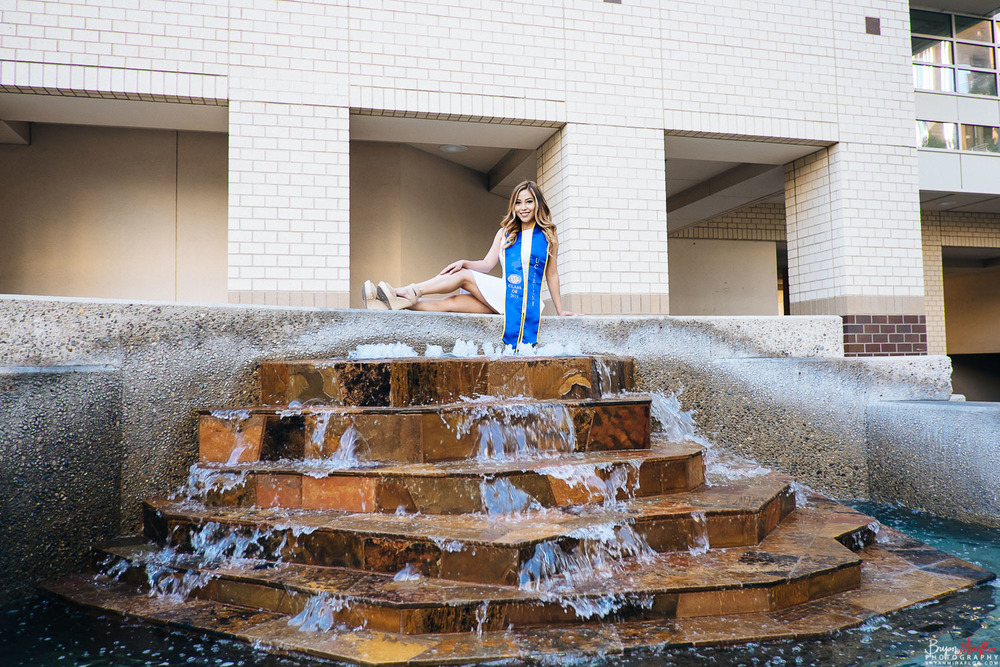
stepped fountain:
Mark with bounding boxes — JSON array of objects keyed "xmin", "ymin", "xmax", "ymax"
[{"xmin": 44, "ymin": 352, "xmax": 993, "ymax": 665}]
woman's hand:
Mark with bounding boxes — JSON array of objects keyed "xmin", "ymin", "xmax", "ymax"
[
  {"xmin": 558, "ymin": 310, "xmax": 581, "ymax": 316},
  {"xmin": 440, "ymin": 260, "xmax": 467, "ymax": 275}
]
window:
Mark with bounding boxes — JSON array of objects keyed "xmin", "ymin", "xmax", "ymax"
[
  {"xmin": 962, "ymin": 124, "xmax": 1000, "ymax": 152},
  {"xmin": 917, "ymin": 120, "xmax": 959, "ymax": 149},
  {"xmin": 912, "ymin": 10, "xmax": 999, "ymax": 98}
]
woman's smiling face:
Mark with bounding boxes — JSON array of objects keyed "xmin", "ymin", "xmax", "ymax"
[{"xmin": 514, "ymin": 188, "xmax": 536, "ymax": 225}]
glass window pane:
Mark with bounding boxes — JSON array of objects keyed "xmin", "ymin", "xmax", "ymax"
[
  {"xmin": 914, "ymin": 64, "xmax": 955, "ymax": 91},
  {"xmin": 956, "ymin": 69, "xmax": 998, "ymax": 95},
  {"xmin": 961, "ymin": 124, "xmax": 1000, "ymax": 152},
  {"xmin": 954, "ymin": 15, "xmax": 993, "ymax": 42},
  {"xmin": 955, "ymin": 42, "xmax": 995, "ymax": 68},
  {"xmin": 913, "ymin": 37, "xmax": 952, "ymax": 63},
  {"xmin": 911, "ymin": 10, "xmax": 952, "ymax": 37},
  {"xmin": 918, "ymin": 121, "xmax": 959, "ymax": 149}
]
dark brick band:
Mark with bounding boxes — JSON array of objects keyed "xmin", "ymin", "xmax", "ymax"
[{"xmin": 842, "ymin": 315, "xmax": 927, "ymax": 357}]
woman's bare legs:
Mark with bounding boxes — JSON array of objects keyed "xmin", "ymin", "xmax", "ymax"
[
  {"xmin": 403, "ymin": 268, "xmax": 498, "ymax": 314},
  {"xmin": 410, "ymin": 294, "xmax": 494, "ymax": 313}
]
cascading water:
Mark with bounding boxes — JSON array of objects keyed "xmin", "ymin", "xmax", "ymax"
[
  {"xmin": 287, "ymin": 593, "xmax": 351, "ymax": 632},
  {"xmin": 480, "ymin": 477, "xmax": 543, "ymax": 515},
  {"xmin": 443, "ymin": 398, "xmax": 578, "ymax": 460}
]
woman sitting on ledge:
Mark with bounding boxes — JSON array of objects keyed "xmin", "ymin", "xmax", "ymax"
[{"xmin": 362, "ymin": 179, "xmax": 576, "ymax": 347}]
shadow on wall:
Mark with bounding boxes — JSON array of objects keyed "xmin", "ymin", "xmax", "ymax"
[{"xmin": 950, "ymin": 353, "xmax": 1000, "ymax": 401}]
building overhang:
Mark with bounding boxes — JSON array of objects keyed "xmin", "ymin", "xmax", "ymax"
[{"xmin": 913, "ymin": 0, "xmax": 1000, "ymax": 17}]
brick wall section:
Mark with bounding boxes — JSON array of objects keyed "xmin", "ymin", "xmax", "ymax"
[
  {"xmin": 669, "ymin": 202, "xmax": 786, "ymax": 241},
  {"xmin": 843, "ymin": 315, "xmax": 927, "ymax": 357}
]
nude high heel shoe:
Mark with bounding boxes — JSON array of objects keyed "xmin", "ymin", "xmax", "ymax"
[
  {"xmin": 377, "ymin": 281, "xmax": 422, "ymax": 310},
  {"xmin": 362, "ymin": 280, "xmax": 388, "ymax": 310}
]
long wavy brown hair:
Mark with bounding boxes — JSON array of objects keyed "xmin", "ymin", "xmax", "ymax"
[{"xmin": 500, "ymin": 180, "xmax": 558, "ymax": 253}]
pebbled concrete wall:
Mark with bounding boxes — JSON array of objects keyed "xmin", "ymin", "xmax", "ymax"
[
  {"xmin": 0, "ymin": 365, "xmax": 122, "ymax": 606},
  {"xmin": 867, "ymin": 400, "xmax": 1000, "ymax": 528},
  {"xmin": 0, "ymin": 295, "xmax": 955, "ymax": 603}
]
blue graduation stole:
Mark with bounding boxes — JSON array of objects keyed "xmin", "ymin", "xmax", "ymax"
[{"xmin": 502, "ymin": 227, "xmax": 549, "ymax": 347}]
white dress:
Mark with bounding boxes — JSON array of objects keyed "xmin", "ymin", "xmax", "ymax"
[{"xmin": 469, "ymin": 226, "xmax": 535, "ymax": 315}]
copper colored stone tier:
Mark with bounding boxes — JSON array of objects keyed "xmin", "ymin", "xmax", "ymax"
[
  {"xmin": 41, "ymin": 354, "xmax": 995, "ymax": 665},
  {"xmin": 185, "ymin": 441, "xmax": 705, "ymax": 513},
  {"xmin": 259, "ymin": 355, "xmax": 634, "ymax": 407},
  {"xmin": 97, "ymin": 498, "xmax": 873, "ymax": 635},
  {"xmin": 142, "ymin": 471, "xmax": 794, "ymax": 587},
  {"xmin": 198, "ymin": 397, "xmax": 651, "ymax": 464},
  {"xmin": 46, "ymin": 506, "xmax": 992, "ymax": 662}
]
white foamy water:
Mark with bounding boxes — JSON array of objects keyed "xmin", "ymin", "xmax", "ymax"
[
  {"xmin": 175, "ymin": 464, "xmax": 250, "ymax": 502},
  {"xmin": 648, "ymin": 390, "xmax": 773, "ymax": 484},
  {"xmin": 516, "ymin": 520, "xmax": 657, "ymax": 619},
  {"xmin": 444, "ymin": 400, "xmax": 577, "ymax": 461},
  {"xmin": 348, "ymin": 343, "xmax": 418, "ymax": 359},
  {"xmin": 537, "ymin": 460, "xmax": 642, "ymax": 506},
  {"xmin": 392, "ymin": 563, "xmax": 423, "ymax": 582},
  {"xmin": 287, "ymin": 593, "xmax": 351, "ymax": 632},
  {"xmin": 480, "ymin": 477, "xmax": 543, "ymax": 515},
  {"xmin": 145, "ymin": 564, "xmax": 218, "ymax": 601},
  {"xmin": 689, "ymin": 511, "xmax": 709, "ymax": 556},
  {"xmin": 431, "ymin": 537, "xmax": 465, "ymax": 552}
]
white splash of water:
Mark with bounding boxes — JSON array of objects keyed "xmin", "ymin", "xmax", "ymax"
[
  {"xmin": 444, "ymin": 401, "xmax": 576, "ymax": 461},
  {"xmin": 480, "ymin": 477, "xmax": 543, "ymax": 515},
  {"xmin": 425, "ymin": 344, "xmax": 445, "ymax": 357},
  {"xmin": 145, "ymin": 564, "xmax": 217, "ymax": 601},
  {"xmin": 474, "ymin": 601, "xmax": 490, "ymax": 637},
  {"xmin": 648, "ymin": 392, "xmax": 706, "ymax": 445},
  {"xmin": 298, "ymin": 421, "xmax": 375, "ymax": 476},
  {"xmin": 535, "ymin": 341, "xmax": 583, "ymax": 357},
  {"xmin": 287, "ymin": 593, "xmax": 350, "ymax": 632},
  {"xmin": 207, "ymin": 409, "xmax": 257, "ymax": 465},
  {"xmin": 789, "ymin": 481, "xmax": 812, "ymax": 507},
  {"xmin": 431, "ymin": 537, "xmax": 465, "ymax": 552},
  {"xmin": 452, "ymin": 339, "xmax": 480, "ymax": 357},
  {"xmin": 537, "ymin": 460, "xmax": 641, "ymax": 506},
  {"xmin": 175, "ymin": 465, "xmax": 250, "ymax": 502},
  {"xmin": 557, "ymin": 593, "xmax": 654, "ymax": 621},
  {"xmin": 393, "ymin": 563, "xmax": 423, "ymax": 582},
  {"xmin": 518, "ymin": 520, "xmax": 656, "ymax": 593},
  {"xmin": 648, "ymin": 390, "xmax": 774, "ymax": 483},
  {"xmin": 101, "ymin": 556, "xmax": 130, "ymax": 581},
  {"xmin": 348, "ymin": 343, "xmax": 418, "ymax": 359},
  {"xmin": 689, "ymin": 511, "xmax": 709, "ymax": 556},
  {"xmin": 272, "ymin": 522, "xmax": 318, "ymax": 537},
  {"xmin": 516, "ymin": 520, "xmax": 657, "ymax": 620}
]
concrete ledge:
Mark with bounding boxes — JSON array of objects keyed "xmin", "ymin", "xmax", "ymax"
[{"xmin": 867, "ymin": 400, "xmax": 1000, "ymax": 528}]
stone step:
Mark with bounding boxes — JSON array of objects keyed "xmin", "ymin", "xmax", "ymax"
[
  {"xmin": 183, "ymin": 440, "xmax": 705, "ymax": 513},
  {"xmin": 98, "ymin": 501, "xmax": 868, "ymax": 635},
  {"xmin": 198, "ymin": 396, "xmax": 651, "ymax": 465},
  {"xmin": 144, "ymin": 473, "xmax": 796, "ymax": 587},
  {"xmin": 259, "ymin": 355, "xmax": 634, "ymax": 407},
  {"xmin": 44, "ymin": 511, "xmax": 992, "ymax": 665}
]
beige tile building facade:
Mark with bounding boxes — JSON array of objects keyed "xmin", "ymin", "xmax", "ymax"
[{"xmin": 2, "ymin": 0, "xmax": 1000, "ymax": 357}]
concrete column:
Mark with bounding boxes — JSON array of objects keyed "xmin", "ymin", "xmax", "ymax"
[
  {"xmin": 537, "ymin": 123, "xmax": 669, "ymax": 315},
  {"xmin": 227, "ymin": 102, "xmax": 350, "ymax": 308},
  {"xmin": 784, "ymin": 143, "xmax": 927, "ymax": 356},
  {"xmin": 225, "ymin": 0, "xmax": 351, "ymax": 308}
]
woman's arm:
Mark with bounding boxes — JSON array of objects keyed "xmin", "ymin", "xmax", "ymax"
[
  {"xmin": 544, "ymin": 249, "xmax": 578, "ymax": 316},
  {"xmin": 440, "ymin": 228, "xmax": 505, "ymax": 275}
]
